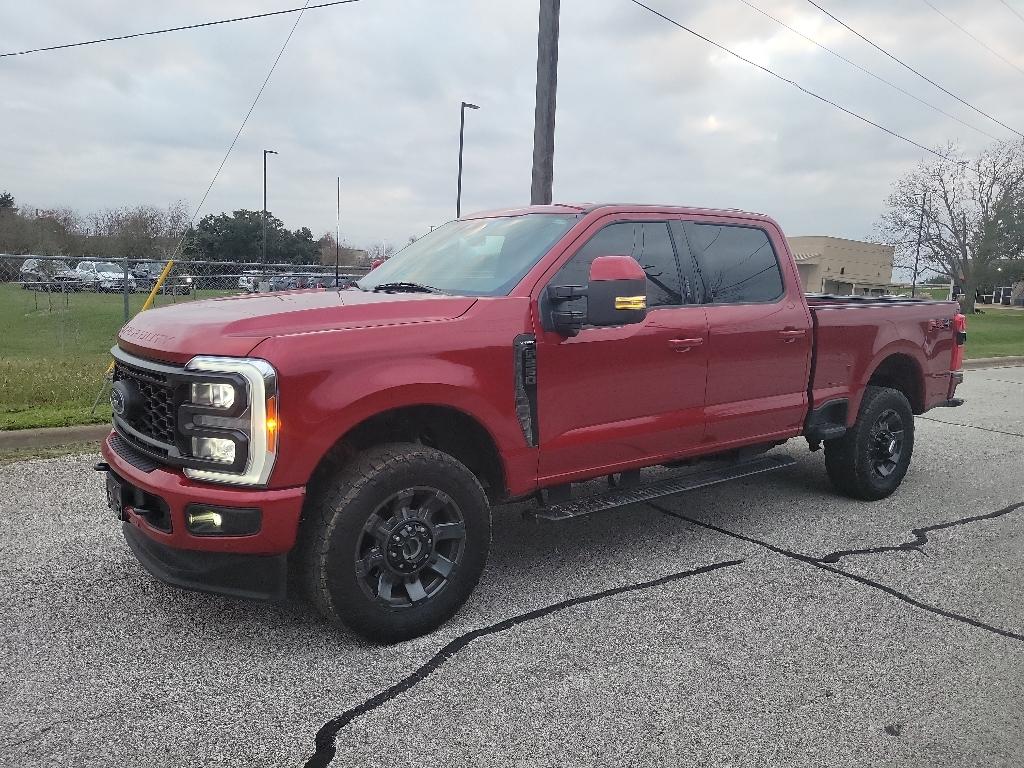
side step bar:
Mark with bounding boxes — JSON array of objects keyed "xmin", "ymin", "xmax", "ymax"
[{"xmin": 529, "ymin": 454, "xmax": 797, "ymax": 522}]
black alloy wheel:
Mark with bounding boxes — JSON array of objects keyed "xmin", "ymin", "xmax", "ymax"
[
  {"xmin": 824, "ymin": 385, "xmax": 915, "ymax": 501},
  {"xmin": 868, "ymin": 408, "xmax": 905, "ymax": 479},
  {"xmin": 299, "ymin": 443, "xmax": 491, "ymax": 643},
  {"xmin": 354, "ymin": 487, "xmax": 467, "ymax": 608}
]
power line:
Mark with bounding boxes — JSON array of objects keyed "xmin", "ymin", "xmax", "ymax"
[
  {"xmin": 998, "ymin": 0, "xmax": 1024, "ymax": 25},
  {"xmin": 803, "ymin": 0, "xmax": 1023, "ymax": 138},
  {"xmin": 176, "ymin": 0, "xmax": 312, "ymax": 254},
  {"xmin": 919, "ymin": 0, "xmax": 1024, "ymax": 77},
  {"xmin": 627, "ymin": 0, "xmax": 954, "ymax": 163},
  {"xmin": 736, "ymin": 0, "xmax": 998, "ymax": 141},
  {"xmin": 0, "ymin": 0, "xmax": 359, "ymax": 58}
]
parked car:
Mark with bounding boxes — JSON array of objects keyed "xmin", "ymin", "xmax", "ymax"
[
  {"xmin": 57, "ymin": 261, "xmax": 137, "ymax": 292},
  {"xmin": 131, "ymin": 261, "xmax": 193, "ymax": 295},
  {"xmin": 312, "ymin": 274, "xmax": 358, "ymax": 289},
  {"xmin": 98, "ymin": 203, "xmax": 966, "ymax": 643},
  {"xmin": 238, "ymin": 271, "xmax": 261, "ymax": 292},
  {"xmin": 267, "ymin": 275, "xmax": 294, "ymax": 292},
  {"xmin": 19, "ymin": 258, "xmax": 70, "ymax": 290}
]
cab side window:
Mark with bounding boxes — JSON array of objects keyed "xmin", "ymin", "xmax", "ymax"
[
  {"xmin": 554, "ymin": 221, "xmax": 684, "ymax": 308},
  {"xmin": 683, "ymin": 223, "xmax": 784, "ymax": 304}
]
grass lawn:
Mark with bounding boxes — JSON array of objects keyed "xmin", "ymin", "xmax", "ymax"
[
  {"xmin": 0, "ymin": 283, "xmax": 230, "ymax": 430},
  {"xmin": 964, "ymin": 306, "xmax": 1024, "ymax": 359}
]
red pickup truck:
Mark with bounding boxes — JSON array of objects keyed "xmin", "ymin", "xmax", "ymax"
[{"xmin": 98, "ymin": 204, "xmax": 966, "ymax": 641}]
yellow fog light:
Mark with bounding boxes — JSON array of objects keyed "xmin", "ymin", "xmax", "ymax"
[{"xmin": 185, "ymin": 505, "xmax": 261, "ymax": 536}]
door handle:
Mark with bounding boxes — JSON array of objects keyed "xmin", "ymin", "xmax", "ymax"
[
  {"xmin": 669, "ymin": 338, "xmax": 704, "ymax": 352},
  {"xmin": 778, "ymin": 329, "xmax": 806, "ymax": 343}
]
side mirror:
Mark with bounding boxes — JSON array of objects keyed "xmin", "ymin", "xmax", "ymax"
[
  {"xmin": 546, "ymin": 255, "xmax": 647, "ymax": 336},
  {"xmin": 586, "ymin": 255, "xmax": 648, "ymax": 327}
]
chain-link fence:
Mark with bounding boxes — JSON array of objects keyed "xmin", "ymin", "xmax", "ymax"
[{"xmin": 0, "ymin": 253, "xmax": 368, "ymax": 430}]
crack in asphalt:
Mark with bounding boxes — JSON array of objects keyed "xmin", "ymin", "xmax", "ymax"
[
  {"xmin": 813, "ymin": 501, "xmax": 1024, "ymax": 563},
  {"xmin": 918, "ymin": 415, "xmax": 1024, "ymax": 438},
  {"xmin": 301, "ymin": 558, "xmax": 744, "ymax": 768},
  {"xmin": 647, "ymin": 501, "xmax": 1024, "ymax": 643}
]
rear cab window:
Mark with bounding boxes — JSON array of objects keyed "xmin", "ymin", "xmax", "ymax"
[{"xmin": 682, "ymin": 222, "xmax": 784, "ymax": 304}]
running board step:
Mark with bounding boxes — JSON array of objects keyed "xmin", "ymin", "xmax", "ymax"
[{"xmin": 529, "ymin": 455, "xmax": 797, "ymax": 522}]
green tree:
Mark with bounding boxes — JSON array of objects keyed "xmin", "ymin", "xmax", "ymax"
[
  {"xmin": 186, "ymin": 209, "xmax": 318, "ymax": 265},
  {"xmin": 0, "ymin": 191, "xmax": 16, "ymax": 211}
]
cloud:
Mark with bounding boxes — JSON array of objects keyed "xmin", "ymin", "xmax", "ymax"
[{"xmin": 2, "ymin": 0, "xmax": 1022, "ymax": 249}]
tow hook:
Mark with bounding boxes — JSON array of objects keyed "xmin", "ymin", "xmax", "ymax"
[{"xmin": 94, "ymin": 462, "xmax": 110, "ymax": 472}]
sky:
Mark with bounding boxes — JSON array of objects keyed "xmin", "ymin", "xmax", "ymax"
[{"xmin": 2, "ymin": 0, "xmax": 1024, "ymax": 251}]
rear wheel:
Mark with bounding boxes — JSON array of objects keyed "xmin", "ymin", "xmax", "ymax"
[
  {"xmin": 824, "ymin": 385, "xmax": 914, "ymax": 500},
  {"xmin": 299, "ymin": 443, "xmax": 491, "ymax": 643}
]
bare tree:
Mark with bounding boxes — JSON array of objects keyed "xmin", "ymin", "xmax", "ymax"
[
  {"xmin": 877, "ymin": 141, "xmax": 1024, "ymax": 313},
  {"xmin": 367, "ymin": 242, "xmax": 396, "ymax": 263}
]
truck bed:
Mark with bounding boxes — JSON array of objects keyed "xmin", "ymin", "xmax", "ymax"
[{"xmin": 806, "ymin": 295, "xmax": 960, "ymax": 426}]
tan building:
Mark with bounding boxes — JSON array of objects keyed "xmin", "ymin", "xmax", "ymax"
[{"xmin": 786, "ymin": 236, "xmax": 897, "ymax": 295}]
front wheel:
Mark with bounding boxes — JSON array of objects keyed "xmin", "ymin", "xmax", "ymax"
[
  {"xmin": 299, "ymin": 443, "xmax": 491, "ymax": 643},
  {"xmin": 824, "ymin": 385, "xmax": 915, "ymax": 500}
]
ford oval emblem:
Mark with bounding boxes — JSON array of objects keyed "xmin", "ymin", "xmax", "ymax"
[{"xmin": 110, "ymin": 382, "xmax": 128, "ymax": 417}]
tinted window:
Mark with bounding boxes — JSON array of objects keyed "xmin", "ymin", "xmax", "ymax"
[
  {"xmin": 555, "ymin": 222, "xmax": 683, "ymax": 307},
  {"xmin": 684, "ymin": 223, "xmax": 783, "ymax": 303}
]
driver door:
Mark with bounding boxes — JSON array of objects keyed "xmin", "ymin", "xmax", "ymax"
[{"xmin": 534, "ymin": 217, "xmax": 709, "ymax": 485}]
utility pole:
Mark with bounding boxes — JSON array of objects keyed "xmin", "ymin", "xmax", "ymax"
[
  {"xmin": 911, "ymin": 191, "xmax": 927, "ymax": 298},
  {"xmin": 262, "ymin": 149, "xmax": 278, "ymax": 273},
  {"xmin": 530, "ymin": 0, "xmax": 560, "ymax": 205},
  {"xmin": 457, "ymin": 101, "xmax": 480, "ymax": 218}
]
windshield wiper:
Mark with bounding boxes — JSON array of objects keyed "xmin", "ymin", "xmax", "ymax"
[{"xmin": 370, "ymin": 281, "xmax": 441, "ymax": 294}]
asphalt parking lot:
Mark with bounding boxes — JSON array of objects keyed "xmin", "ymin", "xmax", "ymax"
[{"xmin": 2, "ymin": 366, "xmax": 1022, "ymax": 768}]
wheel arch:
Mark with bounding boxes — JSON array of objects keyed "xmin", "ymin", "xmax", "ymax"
[
  {"xmin": 864, "ymin": 351, "xmax": 926, "ymax": 414},
  {"xmin": 307, "ymin": 403, "xmax": 508, "ymax": 503}
]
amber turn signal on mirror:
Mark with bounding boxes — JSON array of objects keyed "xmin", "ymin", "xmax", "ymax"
[{"xmin": 614, "ymin": 295, "xmax": 647, "ymax": 311}]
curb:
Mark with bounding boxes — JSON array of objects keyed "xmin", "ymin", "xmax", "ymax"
[
  {"xmin": 0, "ymin": 423, "xmax": 110, "ymax": 451},
  {"xmin": 963, "ymin": 356, "xmax": 1024, "ymax": 370}
]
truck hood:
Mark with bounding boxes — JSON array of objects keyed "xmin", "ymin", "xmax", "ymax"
[{"xmin": 117, "ymin": 288, "xmax": 477, "ymax": 364}]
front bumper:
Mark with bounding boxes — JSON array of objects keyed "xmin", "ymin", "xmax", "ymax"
[
  {"xmin": 100, "ymin": 431, "xmax": 305, "ymax": 599},
  {"xmin": 122, "ymin": 522, "xmax": 287, "ymax": 601}
]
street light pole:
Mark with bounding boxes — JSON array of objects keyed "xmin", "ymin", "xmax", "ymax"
[
  {"xmin": 262, "ymin": 149, "xmax": 278, "ymax": 271},
  {"xmin": 457, "ymin": 101, "xmax": 479, "ymax": 218}
]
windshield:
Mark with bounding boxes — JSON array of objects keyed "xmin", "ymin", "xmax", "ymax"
[
  {"xmin": 95, "ymin": 262, "xmax": 122, "ymax": 273},
  {"xmin": 357, "ymin": 214, "xmax": 578, "ymax": 296}
]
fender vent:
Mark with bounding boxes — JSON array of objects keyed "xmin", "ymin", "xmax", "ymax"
[{"xmin": 513, "ymin": 334, "xmax": 538, "ymax": 447}]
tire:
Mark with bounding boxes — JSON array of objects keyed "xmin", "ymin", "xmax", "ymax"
[
  {"xmin": 824, "ymin": 385, "xmax": 915, "ymax": 500},
  {"xmin": 299, "ymin": 443, "xmax": 491, "ymax": 643}
]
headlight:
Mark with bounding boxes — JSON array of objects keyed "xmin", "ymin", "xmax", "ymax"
[
  {"xmin": 191, "ymin": 382, "xmax": 236, "ymax": 409},
  {"xmin": 191, "ymin": 436, "xmax": 237, "ymax": 463},
  {"xmin": 182, "ymin": 357, "xmax": 278, "ymax": 486}
]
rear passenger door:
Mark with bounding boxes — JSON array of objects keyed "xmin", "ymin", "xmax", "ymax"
[{"xmin": 677, "ymin": 219, "xmax": 812, "ymax": 447}]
